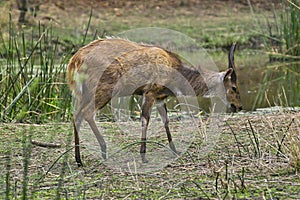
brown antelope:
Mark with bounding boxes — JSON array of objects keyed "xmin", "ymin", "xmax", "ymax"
[{"xmin": 67, "ymin": 38, "xmax": 242, "ymax": 166}]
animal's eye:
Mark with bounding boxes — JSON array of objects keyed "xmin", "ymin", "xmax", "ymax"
[{"xmin": 232, "ymin": 86, "xmax": 237, "ymax": 92}]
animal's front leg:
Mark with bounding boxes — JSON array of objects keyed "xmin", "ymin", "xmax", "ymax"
[{"xmin": 140, "ymin": 92, "xmax": 155, "ymax": 163}]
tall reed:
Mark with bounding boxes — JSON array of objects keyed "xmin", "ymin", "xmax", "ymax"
[
  {"xmin": 251, "ymin": 0, "xmax": 300, "ymax": 109},
  {"xmin": 265, "ymin": 0, "xmax": 300, "ymax": 61},
  {"xmin": 252, "ymin": 63, "xmax": 300, "ymax": 109},
  {"xmin": 0, "ymin": 14, "xmax": 93, "ymax": 122}
]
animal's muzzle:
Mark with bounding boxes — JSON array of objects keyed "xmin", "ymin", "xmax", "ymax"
[{"xmin": 230, "ymin": 104, "xmax": 242, "ymax": 112}]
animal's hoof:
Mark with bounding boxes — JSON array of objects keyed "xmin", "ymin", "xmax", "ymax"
[
  {"xmin": 102, "ymin": 152, "xmax": 107, "ymax": 160},
  {"xmin": 169, "ymin": 141, "xmax": 180, "ymax": 155},
  {"xmin": 141, "ymin": 153, "xmax": 148, "ymax": 163},
  {"xmin": 76, "ymin": 156, "xmax": 83, "ymax": 167},
  {"xmin": 76, "ymin": 161, "xmax": 83, "ymax": 167},
  {"xmin": 101, "ymin": 146, "xmax": 107, "ymax": 160}
]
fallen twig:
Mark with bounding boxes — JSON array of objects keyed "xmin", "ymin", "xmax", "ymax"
[{"xmin": 31, "ymin": 140, "xmax": 61, "ymax": 148}]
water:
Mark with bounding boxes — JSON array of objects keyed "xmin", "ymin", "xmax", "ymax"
[
  {"xmin": 213, "ymin": 50, "xmax": 300, "ymax": 111},
  {"xmin": 167, "ymin": 48, "xmax": 299, "ymax": 113}
]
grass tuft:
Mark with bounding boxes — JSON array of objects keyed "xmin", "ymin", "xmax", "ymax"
[
  {"xmin": 0, "ymin": 15, "xmax": 93, "ymax": 122},
  {"xmin": 264, "ymin": 0, "xmax": 300, "ymax": 61}
]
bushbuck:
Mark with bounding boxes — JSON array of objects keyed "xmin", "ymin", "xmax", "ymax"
[{"xmin": 67, "ymin": 38, "xmax": 242, "ymax": 166}]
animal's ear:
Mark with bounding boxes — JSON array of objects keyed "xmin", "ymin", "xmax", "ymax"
[
  {"xmin": 220, "ymin": 68, "xmax": 233, "ymax": 81},
  {"xmin": 228, "ymin": 43, "xmax": 237, "ymax": 83}
]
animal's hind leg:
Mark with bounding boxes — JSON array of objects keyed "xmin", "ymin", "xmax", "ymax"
[
  {"xmin": 74, "ymin": 108, "xmax": 84, "ymax": 166},
  {"xmin": 73, "ymin": 81, "xmax": 94, "ymax": 166},
  {"xmin": 84, "ymin": 105, "xmax": 107, "ymax": 160},
  {"xmin": 156, "ymin": 101, "xmax": 179, "ymax": 155}
]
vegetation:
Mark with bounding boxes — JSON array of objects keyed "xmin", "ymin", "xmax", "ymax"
[
  {"xmin": 252, "ymin": 62, "xmax": 300, "ymax": 109},
  {"xmin": 0, "ymin": 112, "xmax": 299, "ymax": 199},
  {"xmin": 0, "ymin": 10, "xmax": 99, "ymax": 122},
  {"xmin": 252, "ymin": 1, "xmax": 300, "ymax": 109},
  {"xmin": 257, "ymin": 0, "xmax": 300, "ymax": 60},
  {"xmin": 0, "ymin": 0, "xmax": 299, "ymax": 199},
  {"xmin": 0, "ymin": 20, "xmax": 71, "ymax": 122},
  {"xmin": 1, "ymin": 1, "xmax": 299, "ymax": 122}
]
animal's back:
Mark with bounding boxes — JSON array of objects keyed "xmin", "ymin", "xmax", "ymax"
[
  {"xmin": 67, "ymin": 39, "xmax": 142, "ymax": 90},
  {"xmin": 67, "ymin": 38, "xmax": 182, "ymax": 95}
]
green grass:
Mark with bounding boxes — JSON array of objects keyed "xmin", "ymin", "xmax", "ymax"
[
  {"xmin": 97, "ymin": 7, "xmax": 261, "ymax": 49},
  {"xmin": 0, "ymin": 112, "xmax": 299, "ymax": 199}
]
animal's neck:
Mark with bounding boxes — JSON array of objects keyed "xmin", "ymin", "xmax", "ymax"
[{"xmin": 178, "ymin": 65, "xmax": 209, "ymax": 96}]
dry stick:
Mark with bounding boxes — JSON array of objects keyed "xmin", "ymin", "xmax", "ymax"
[
  {"xmin": 192, "ymin": 181, "xmax": 211, "ymax": 199},
  {"xmin": 226, "ymin": 122, "xmax": 243, "ymax": 157},
  {"xmin": 287, "ymin": 0, "xmax": 300, "ymax": 10},
  {"xmin": 81, "ymin": 8, "xmax": 92, "ymax": 46},
  {"xmin": 276, "ymin": 134, "xmax": 286, "ymax": 157},
  {"xmin": 237, "ymin": 167, "xmax": 246, "ymax": 192},
  {"xmin": 31, "ymin": 140, "xmax": 61, "ymax": 148},
  {"xmin": 248, "ymin": 119, "xmax": 261, "ymax": 158},
  {"xmin": 276, "ymin": 118, "xmax": 295, "ymax": 157},
  {"xmin": 5, "ymin": 151, "xmax": 11, "ymax": 200},
  {"xmin": 246, "ymin": 120, "xmax": 258, "ymax": 158},
  {"xmin": 36, "ymin": 147, "xmax": 74, "ymax": 183},
  {"xmin": 215, "ymin": 172, "xmax": 220, "ymax": 193},
  {"xmin": 224, "ymin": 161, "xmax": 230, "ymax": 198}
]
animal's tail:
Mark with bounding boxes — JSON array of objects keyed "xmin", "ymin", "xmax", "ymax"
[
  {"xmin": 67, "ymin": 39, "xmax": 105, "ymax": 91},
  {"xmin": 67, "ymin": 52, "xmax": 84, "ymax": 91}
]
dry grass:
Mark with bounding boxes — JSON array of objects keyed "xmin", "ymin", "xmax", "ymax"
[{"xmin": 0, "ymin": 110, "xmax": 299, "ymax": 199}]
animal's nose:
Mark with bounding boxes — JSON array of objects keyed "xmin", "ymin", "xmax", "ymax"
[
  {"xmin": 230, "ymin": 104, "xmax": 243, "ymax": 112},
  {"xmin": 230, "ymin": 104, "xmax": 237, "ymax": 112}
]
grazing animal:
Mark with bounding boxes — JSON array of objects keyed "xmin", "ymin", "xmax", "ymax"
[{"xmin": 67, "ymin": 38, "xmax": 242, "ymax": 166}]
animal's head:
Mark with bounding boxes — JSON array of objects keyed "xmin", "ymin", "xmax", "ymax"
[{"xmin": 221, "ymin": 43, "xmax": 242, "ymax": 112}]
